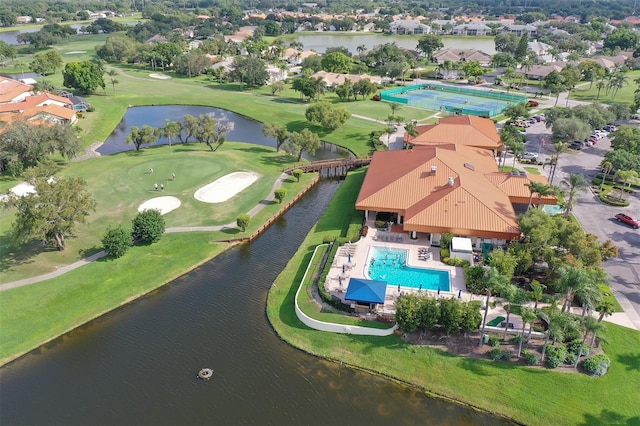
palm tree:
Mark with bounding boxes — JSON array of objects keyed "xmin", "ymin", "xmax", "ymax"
[
  {"xmin": 600, "ymin": 161, "xmax": 613, "ymax": 192},
  {"xmin": 162, "ymin": 120, "xmax": 181, "ymax": 153},
  {"xmin": 544, "ymin": 141, "xmax": 568, "ymax": 185},
  {"xmin": 389, "ymin": 102, "xmax": 401, "ymax": 115},
  {"xmin": 590, "ymin": 299, "xmax": 614, "ymax": 351},
  {"xmin": 538, "ymin": 301, "xmax": 560, "ymax": 362},
  {"xmin": 574, "ymin": 279, "xmax": 602, "ymax": 319},
  {"xmin": 560, "ymin": 173, "xmax": 588, "ymax": 219},
  {"xmin": 356, "ymin": 44, "xmax": 367, "ymax": 57},
  {"xmin": 517, "ymin": 306, "xmax": 537, "ymax": 358},
  {"xmin": 530, "ymin": 279, "xmax": 545, "ymax": 312},
  {"xmin": 525, "ymin": 181, "xmax": 548, "ymax": 212},
  {"xmin": 479, "ymin": 268, "xmax": 510, "ymax": 346},
  {"xmin": 107, "ymin": 70, "xmax": 119, "ymax": 95},
  {"xmin": 536, "ymin": 184, "xmax": 555, "ymax": 208},
  {"xmin": 559, "ymin": 266, "xmax": 587, "ymax": 313},
  {"xmin": 574, "ymin": 316, "xmax": 598, "ymax": 368}
]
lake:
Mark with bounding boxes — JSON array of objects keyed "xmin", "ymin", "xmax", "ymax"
[
  {"xmin": 0, "ymin": 180, "xmax": 510, "ymax": 425},
  {"xmin": 97, "ymin": 105, "xmax": 353, "ymax": 161},
  {"xmin": 290, "ymin": 33, "xmax": 496, "ymax": 55}
]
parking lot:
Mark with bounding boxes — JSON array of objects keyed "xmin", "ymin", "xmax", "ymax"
[{"xmin": 515, "ymin": 119, "xmax": 640, "ymax": 329}]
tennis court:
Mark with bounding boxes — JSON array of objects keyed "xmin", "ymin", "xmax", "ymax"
[{"xmin": 381, "ymin": 84, "xmax": 528, "ymax": 117}]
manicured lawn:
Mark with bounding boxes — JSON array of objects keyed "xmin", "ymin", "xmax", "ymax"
[
  {"xmin": 0, "ymin": 232, "xmax": 225, "ymax": 365},
  {"xmin": 0, "ymin": 143, "xmax": 315, "ymax": 283},
  {"xmin": 267, "ymin": 169, "xmax": 640, "ymax": 426},
  {"xmin": 571, "ymin": 71, "xmax": 640, "ymax": 105}
]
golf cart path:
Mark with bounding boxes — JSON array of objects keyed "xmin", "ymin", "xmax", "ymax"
[{"xmin": 0, "ymin": 173, "xmax": 289, "ymax": 291}]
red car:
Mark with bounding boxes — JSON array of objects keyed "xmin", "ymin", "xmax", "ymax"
[{"xmin": 615, "ymin": 213, "xmax": 639, "ymax": 229}]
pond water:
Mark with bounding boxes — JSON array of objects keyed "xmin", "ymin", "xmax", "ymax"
[
  {"xmin": 97, "ymin": 105, "xmax": 353, "ymax": 162},
  {"xmin": 291, "ymin": 33, "xmax": 496, "ymax": 55},
  {"xmin": 0, "ymin": 181, "xmax": 510, "ymax": 425},
  {"xmin": 0, "ymin": 24, "xmax": 84, "ymax": 45}
]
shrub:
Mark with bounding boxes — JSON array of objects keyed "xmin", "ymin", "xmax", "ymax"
[
  {"xmin": 443, "ymin": 257, "xmax": 470, "ymax": 267},
  {"xmin": 583, "ymin": 354, "xmax": 611, "ymax": 376},
  {"xmin": 236, "ymin": 214, "xmax": 250, "ymax": 232},
  {"xmin": 502, "ymin": 350, "xmax": 513, "ymax": 361},
  {"xmin": 102, "ymin": 225, "xmax": 132, "ymax": 258},
  {"xmin": 512, "ymin": 334, "xmax": 523, "ymax": 345},
  {"xmin": 564, "ymin": 352, "xmax": 577, "ymax": 365},
  {"xmin": 464, "ymin": 265, "xmax": 486, "ymax": 294},
  {"xmin": 372, "ymin": 94, "xmax": 381, "ymax": 101},
  {"xmin": 489, "ymin": 336, "xmax": 501, "ymax": 347},
  {"xmin": 489, "ymin": 348, "xmax": 503, "ymax": 360},
  {"xmin": 566, "ymin": 339, "xmax": 589, "ymax": 357},
  {"xmin": 274, "ymin": 188, "xmax": 287, "ymax": 204},
  {"xmin": 522, "ymin": 350, "xmax": 539, "ymax": 365},
  {"xmin": 545, "ymin": 345, "xmax": 567, "ymax": 368},
  {"xmin": 440, "ymin": 248, "xmax": 450, "ymax": 259},
  {"xmin": 131, "ymin": 209, "xmax": 165, "ymax": 244}
]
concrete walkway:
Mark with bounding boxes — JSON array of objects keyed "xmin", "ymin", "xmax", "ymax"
[{"xmin": 0, "ymin": 173, "xmax": 290, "ymax": 292}]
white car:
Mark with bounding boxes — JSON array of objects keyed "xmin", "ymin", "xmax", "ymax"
[{"xmin": 521, "ymin": 152, "xmax": 538, "ymax": 161}]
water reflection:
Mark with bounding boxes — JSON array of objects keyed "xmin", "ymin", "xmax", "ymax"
[{"xmin": 97, "ymin": 105, "xmax": 353, "ymax": 162}]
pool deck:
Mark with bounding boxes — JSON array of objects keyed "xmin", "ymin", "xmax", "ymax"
[{"xmin": 325, "ymin": 228, "xmax": 467, "ymax": 314}]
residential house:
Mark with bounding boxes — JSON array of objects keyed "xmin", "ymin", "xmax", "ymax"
[
  {"xmin": 452, "ymin": 22, "xmax": 491, "ymax": 36},
  {"xmin": 356, "ymin": 116, "xmax": 556, "ymax": 248},
  {"xmin": 432, "ymin": 48, "xmax": 492, "ymax": 66},
  {"xmin": 503, "ymin": 23, "xmax": 537, "ymax": 37},
  {"xmin": 520, "ymin": 62, "xmax": 566, "ymax": 80},
  {"xmin": 283, "ymin": 48, "xmax": 317, "ymax": 65},
  {"xmin": 0, "ymin": 78, "xmax": 33, "ymax": 104},
  {"xmin": 311, "ymin": 71, "xmax": 382, "ymax": 87},
  {"xmin": 0, "ymin": 92, "xmax": 77, "ymax": 125},
  {"xmin": 16, "ymin": 16, "xmax": 33, "ymax": 24},
  {"xmin": 389, "ymin": 19, "xmax": 431, "ymax": 35}
]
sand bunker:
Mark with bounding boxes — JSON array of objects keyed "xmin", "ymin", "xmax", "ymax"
[
  {"xmin": 149, "ymin": 73, "xmax": 171, "ymax": 80},
  {"xmin": 138, "ymin": 196, "xmax": 181, "ymax": 215},
  {"xmin": 194, "ymin": 172, "xmax": 259, "ymax": 204},
  {"xmin": 65, "ymin": 50, "xmax": 87, "ymax": 54}
]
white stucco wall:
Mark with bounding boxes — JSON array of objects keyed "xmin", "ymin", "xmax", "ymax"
[{"xmin": 294, "ymin": 244, "xmax": 398, "ymax": 336}]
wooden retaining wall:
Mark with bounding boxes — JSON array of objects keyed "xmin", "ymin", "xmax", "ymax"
[{"xmin": 217, "ymin": 176, "xmax": 320, "ymax": 243}]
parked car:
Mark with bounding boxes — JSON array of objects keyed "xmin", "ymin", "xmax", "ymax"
[
  {"xmin": 533, "ymin": 115, "xmax": 544, "ymax": 122},
  {"xmin": 588, "ymin": 137, "xmax": 598, "ymax": 144},
  {"xmin": 615, "ymin": 213, "xmax": 639, "ymax": 229},
  {"xmin": 527, "ymin": 100, "xmax": 539, "ymax": 107},
  {"xmin": 570, "ymin": 141, "xmax": 584, "ymax": 150},
  {"xmin": 521, "ymin": 152, "xmax": 538, "ymax": 161},
  {"xmin": 604, "ymin": 124, "xmax": 617, "ymax": 132},
  {"xmin": 529, "ymin": 117, "xmax": 538, "ymax": 124}
]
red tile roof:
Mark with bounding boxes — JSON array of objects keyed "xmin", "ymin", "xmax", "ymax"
[
  {"xmin": 356, "ymin": 145, "xmax": 522, "ymax": 240},
  {"xmin": 405, "ymin": 115, "xmax": 501, "ymax": 150}
]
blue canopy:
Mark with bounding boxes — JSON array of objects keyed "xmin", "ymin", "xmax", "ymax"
[{"xmin": 344, "ymin": 278, "xmax": 387, "ymax": 304}]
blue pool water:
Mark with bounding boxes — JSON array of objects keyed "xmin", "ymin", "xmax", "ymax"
[
  {"xmin": 366, "ymin": 247, "xmax": 451, "ymax": 292},
  {"xmin": 542, "ymin": 204, "xmax": 564, "ymax": 215}
]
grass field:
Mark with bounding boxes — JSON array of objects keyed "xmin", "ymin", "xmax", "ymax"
[
  {"xmin": 0, "ymin": 143, "xmax": 315, "ymax": 283},
  {"xmin": 267, "ymin": 169, "xmax": 640, "ymax": 426}
]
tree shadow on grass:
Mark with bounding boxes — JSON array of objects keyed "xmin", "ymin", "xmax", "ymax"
[
  {"xmin": 236, "ymin": 146, "xmax": 273, "ymax": 155},
  {"xmin": 0, "ymin": 236, "xmax": 47, "ymax": 274},
  {"xmin": 616, "ymin": 352, "xmax": 640, "ymax": 371},
  {"xmin": 77, "ymin": 245, "xmax": 103, "ymax": 259},
  {"xmin": 579, "ymin": 409, "xmax": 640, "ymax": 426},
  {"xmin": 259, "ymin": 154, "xmax": 299, "ymax": 168}
]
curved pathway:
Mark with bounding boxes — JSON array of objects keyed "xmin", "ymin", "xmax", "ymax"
[{"xmin": 0, "ymin": 173, "xmax": 290, "ymax": 292}]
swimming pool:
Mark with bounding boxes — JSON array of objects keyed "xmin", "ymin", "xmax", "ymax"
[
  {"xmin": 542, "ymin": 204, "xmax": 564, "ymax": 215},
  {"xmin": 366, "ymin": 247, "xmax": 451, "ymax": 292}
]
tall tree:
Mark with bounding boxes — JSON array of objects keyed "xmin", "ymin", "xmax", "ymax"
[
  {"xmin": 162, "ymin": 120, "xmax": 182, "ymax": 152},
  {"xmin": 479, "ymin": 268, "xmax": 510, "ymax": 346},
  {"xmin": 106, "ymin": 69, "xmax": 120, "ymax": 95},
  {"xmin": 5, "ymin": 168, "xmax": 96, "ymax": 251},
  {"xmin": 517, "ymin": 307, "xmax": 537, "ymax": 358},
  {"xmin": 62, "ymin": 61, "xmax": 105, "ymax": 94},
  {"xmin": 126, "ymin": 125, "xmax": 159, "ymax": 151},
  {"xmin": 284, "ymin": 128, "xmax": 321, "ymax": 161},
  {"xmin": 560, "ymin": 173, "xmax": 588, "ymax": 219},
  {"xmin": 262, "ymin": 122, "xmax": 289, "ymax": 152},
  {"xmin": 416, "ymin": 34, "xmax": 443, "ymax": 60}
]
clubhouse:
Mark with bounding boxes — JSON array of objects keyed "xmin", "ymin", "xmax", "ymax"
[{"xmin": 356, "ymin": 116, "xmax": 556, "ymax": 250}]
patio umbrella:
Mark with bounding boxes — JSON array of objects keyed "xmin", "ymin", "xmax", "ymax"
[
  {"xmin": 342, "ymin": 264, "xmax": 346, "ymax": 273},
  {"xmin": 419, "ymin": 284, "xmax": 423, "ymax": 292},
  {"xmin": 397, "ymin": 284, "xmax": 401, "ymax": 292},
  {"xmin": 347, "ymin": 253, "xmax": 351, "ymax": 263},
  {"xmin": 437, "ymin": 287, "xmax": 440, "ymax": 295},
  {"xmin": 458, "ymin": 289, "xmax": 462, "ymax": 299}
]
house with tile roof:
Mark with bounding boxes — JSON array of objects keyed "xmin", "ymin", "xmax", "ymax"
[
  {"xmin": 357, "ymin": 117, "xmax": 556, "ymax": 248},
  {"xmin": 0, "ymin": 90, "xmax": 77, "ymax": 126},
  {"xmin": 431, "ymin": 48, "xmax": 492, "ymax": 66},
  {"xmin": 0, "ymin": 78, "xmax": 33, "ymax": 104},
  {"xmin": 311, "ymin": 71, "xmax": 382, "ymax": 87},
  {"xmin": 404, "ymin": 115, "xmax": 501, "ymax": 151}
]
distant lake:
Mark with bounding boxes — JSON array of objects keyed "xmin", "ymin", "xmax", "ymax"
[
  {"xmin": 289, "ymin": 33, "xmax": 496, "ymax": 55},
  {"xmin": 98, "ymin": 105, "xmax": 352, "ymax": 161}
]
